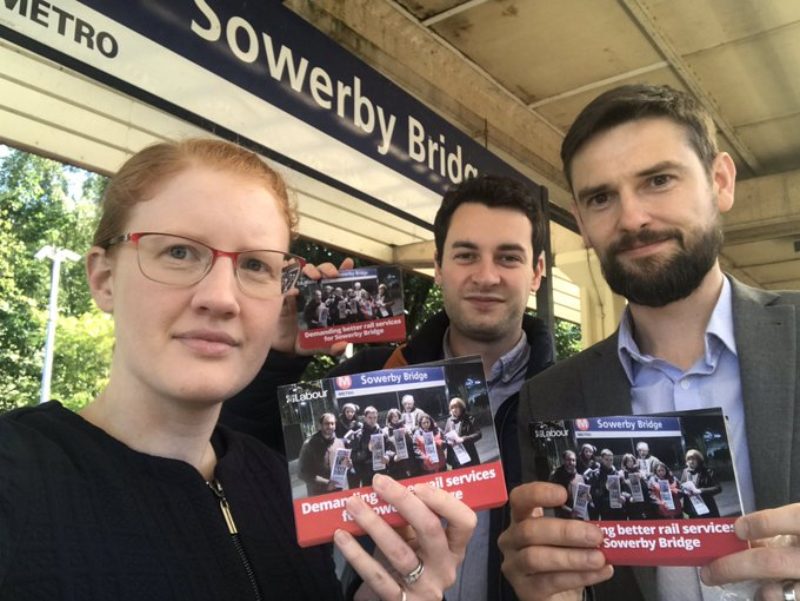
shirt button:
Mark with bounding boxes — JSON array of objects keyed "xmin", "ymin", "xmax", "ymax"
[{"xmin": 680, "ymin": 379, "xmax": 690, "ymax": 390}]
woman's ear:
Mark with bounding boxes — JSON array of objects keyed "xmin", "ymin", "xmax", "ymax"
[{"xmin": 86, "ymin": 247, "xmax": 115, "ymax": 313}]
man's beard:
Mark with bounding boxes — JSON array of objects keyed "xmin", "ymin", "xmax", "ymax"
[{"xmin": 599, "ymin": 221, "xmax": 723, "ymax": 307}]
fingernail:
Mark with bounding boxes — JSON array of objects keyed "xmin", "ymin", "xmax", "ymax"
[
  {"xmin": 346, "ymin": 495, "xmax": 365, "ymax": 515},
  {"xmin": 588, "ymin": 550, "xmax": 605, "ymax": 567},
  {"xmin": 587, "ymin": 527, "xmax": 604, "ymax": 546},
  {"xmin": 333, "ymin": 529, "xmax": 349, "ymax": 544},
  {"xmin": 372, "ymin": 473, "xmax": 386, "ymax": 491},
  {"xmin": 734, "ymin": 517, "xmax": 749, "ymax": 540}
]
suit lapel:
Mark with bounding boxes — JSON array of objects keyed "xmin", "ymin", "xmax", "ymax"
[
  {"xmin": 732, "ymin": 279, "xmax": 797, "ymax": 509},
  {"xmin": 582, "ymin": 333, "xmax": 632, "ymax": 418}
]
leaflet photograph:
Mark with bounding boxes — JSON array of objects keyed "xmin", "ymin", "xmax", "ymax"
[
  {"xmin": 295, "ymin": 265, "xmax": 406, "ymax": 350},
  {"xmin": 278, "ymin": 357, "xmax": 507, "ymax": 546},
  {"xmin": 528, "ymin": 409, "xmax": 748, "ymax": 566}
]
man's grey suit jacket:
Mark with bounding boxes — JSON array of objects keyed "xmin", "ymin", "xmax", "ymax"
[{"xmin": 517, "ymin": 277, "xmax": 800, "ymax": 600}]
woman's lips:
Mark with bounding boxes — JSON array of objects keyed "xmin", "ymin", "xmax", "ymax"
[{"xmin": 175, "ymin": 330, "xmax": 239, "ymax": 356}]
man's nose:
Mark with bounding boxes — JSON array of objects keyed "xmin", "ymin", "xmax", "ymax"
[
  {"xmin": 617, "ymin": 189, "xmax": 652, "ymax": 232},
  {"xmin": 470, "ymin": 257, "xmax": 501, "ymax": 285}
]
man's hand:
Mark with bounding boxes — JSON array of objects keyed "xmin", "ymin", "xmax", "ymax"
[
  {"xmin": 701, "ymin": 502, "xmax": 800, "ymax": 600},
  {"xmin": 271, "ymin": 258, "xmax": 354, "ymax": 355},
  {"xmin": 498, "ymin": 482, "xmax": 614, "ymax": 601}
]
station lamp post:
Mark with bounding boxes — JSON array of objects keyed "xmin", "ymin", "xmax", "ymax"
[{"xmin": 35, "ymin": 245, "xmax": 81, "ymax": 404}]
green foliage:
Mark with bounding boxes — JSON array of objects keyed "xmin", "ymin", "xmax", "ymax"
[
  {"xmin": 0, "ymin": 294, "xmax": 44, "ymax": 412},
  {"xmin": 405, "ymin": 275, "xmax": 439, "ymax": 335},
  {"xmin": 50, "ymin": 309, "xmax": 114, "ymax": 412},
  {"xmin": 0, "ymin": 147, "xmax": 111, "ymax": 413},
  {"xmin": 554, "ymin": 318, "xmax": 582, "ymax": 360}
]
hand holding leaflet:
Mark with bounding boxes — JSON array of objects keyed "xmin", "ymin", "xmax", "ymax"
[
  {"xmin": 498, "ymin": 482, "xmax": 612, "ymax": 601},
  {"xmin": 701, "ymin": 503, "xmax": 800, "ymax": 600}
]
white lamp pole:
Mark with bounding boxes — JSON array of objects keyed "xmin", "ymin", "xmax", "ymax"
[{"xmin": 35, "ymin": 245, "xmax": 81, "ymax": 404}]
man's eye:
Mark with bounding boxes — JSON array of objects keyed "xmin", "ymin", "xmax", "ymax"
[
  {"xmin": 586, "ymin": 193, "xmax": 609, "ymax": 208},
  {"xmin": 650, "ymin": 174, "xmax": 674, "ymax": 187},
  {"xmin": 498, "ymin": 255, "xmax": 523, "ymax": 265},
  {"xmin": 453, "ymin": 252, "xmax": 477, "ymax": 261}
]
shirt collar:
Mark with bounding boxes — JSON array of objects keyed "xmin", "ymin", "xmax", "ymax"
[
  {"xmin": 617, "ymin": 276, "xmax": 737, "ymax": 383},
  {"xmin": 706, "ymin": 276, "xmax": 737, "ymax": 358},
  {"xmin": 442, "ymin": 328, "xmax": 530, "ymax": 384}
]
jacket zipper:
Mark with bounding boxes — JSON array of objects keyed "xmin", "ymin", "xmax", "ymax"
[{"xmin": 208, "ymin": 479, "xmax": 264, "ymax": 601}]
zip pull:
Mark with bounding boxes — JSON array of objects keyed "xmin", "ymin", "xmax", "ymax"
[{"xmin": 208, "ymin": 479, "xmax": 239, "ymax": 535}]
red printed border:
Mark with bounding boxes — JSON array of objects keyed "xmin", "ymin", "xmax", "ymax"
[
  {"xmin": 299, "ymin": 316, "xmax": 407, "ymax": 350},
  {"xmin": 293, "ymin": 460, "xmax": 507, "ymax": 547},
  {"xmin": 597, "ymin": 517, "xmax": 748, "ymax": 566}
]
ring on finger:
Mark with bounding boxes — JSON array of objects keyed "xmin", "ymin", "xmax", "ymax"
[
  {"xmin": 402, "ymin": 558, "xmax": 425, "ymax": 587},
  {"xmin": 784, "ymin": 581, "xmax": 798, "ymax": 601}
]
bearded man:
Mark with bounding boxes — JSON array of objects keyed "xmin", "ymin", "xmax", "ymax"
[{"xmin": 500, "ymin": 83, "xmax": 800, "ymax": 601}]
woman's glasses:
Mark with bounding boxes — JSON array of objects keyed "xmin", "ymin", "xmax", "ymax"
[{"xmin": 104, "ymin": 232, "xmax": 305, "ymax": 299}]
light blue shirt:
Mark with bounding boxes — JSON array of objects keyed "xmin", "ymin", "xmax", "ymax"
[{"xmin": 617, "ymin": 277, "xmax": 756, "ymax": 514}]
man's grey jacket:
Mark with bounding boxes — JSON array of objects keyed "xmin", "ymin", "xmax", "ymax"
[{"xmin": 517, "ymin": 278, "xmax": 800, "ymax": 601}]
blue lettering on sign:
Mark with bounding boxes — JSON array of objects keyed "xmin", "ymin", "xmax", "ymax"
[
  {"xmin": 583, "ymin": 416, "xmax": 681, "ymax": 433},
  {"xmin": 338, "ymin": 367, "xmax": 443, "ymax": 391}
]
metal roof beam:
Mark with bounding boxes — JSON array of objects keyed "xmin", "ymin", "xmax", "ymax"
[
  {"xmin": 619, "ymin": 0, "xmax": 763, "ymax": 174},
  {"xmin": 422, "ymin": 0, "xmax": 491, "ymax": 27}
]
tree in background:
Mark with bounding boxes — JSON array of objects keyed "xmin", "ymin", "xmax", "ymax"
[
  {"xmin": 554, "ymin": 318, "xmax": 582, "ymax": 360},
  {"xmin": 0, "ymin": 148, "xmax": 112, "ymax": 412}
]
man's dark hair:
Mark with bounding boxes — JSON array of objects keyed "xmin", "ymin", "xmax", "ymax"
[
  {"xmin": 433, "ymin": 174, "xmax": 545, "ymax": 265},
  {"xmin": 561, "ymin": 84, "xmax": 718, "ymax": 191}
]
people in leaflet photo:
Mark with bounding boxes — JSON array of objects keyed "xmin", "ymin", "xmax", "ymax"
[
  {"xmin": 335, "ymin": 402, "xmax": 363, "ymax": 489},
  {"xmin": 547, "ymin": 445, "xmax": 727, "ymax": 521},
  {"xmin": 295, "ymin": 391, "xmax": 490, "ymax": 497},
  {"xmin": 414, "ymin": 413, "xmax": 447, "ymax": 474},
  {"xmin": 350, "ymin": 406, "xmax": 386, "ymax": 487},
  {"xmin": 548, "ymin": 450, "xmax": 585, "ymax": 519},
  {"xmin": 297, "ymin": 413, "xmax": 349, "ymax": 496},
  {"xmin": 443, "ymin": 397, "xmax": 482, "ymax": 469},
  {"xmin": 576, "ymin": 443, "xmax": 600, "ymax": 475},
  {"xmin": 383, "ymin": 408, "xmax": 419, "ymax": 480},
  {"xmin": 679, "ymin": 449, "xmax": 722, "ymax": 518}
]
